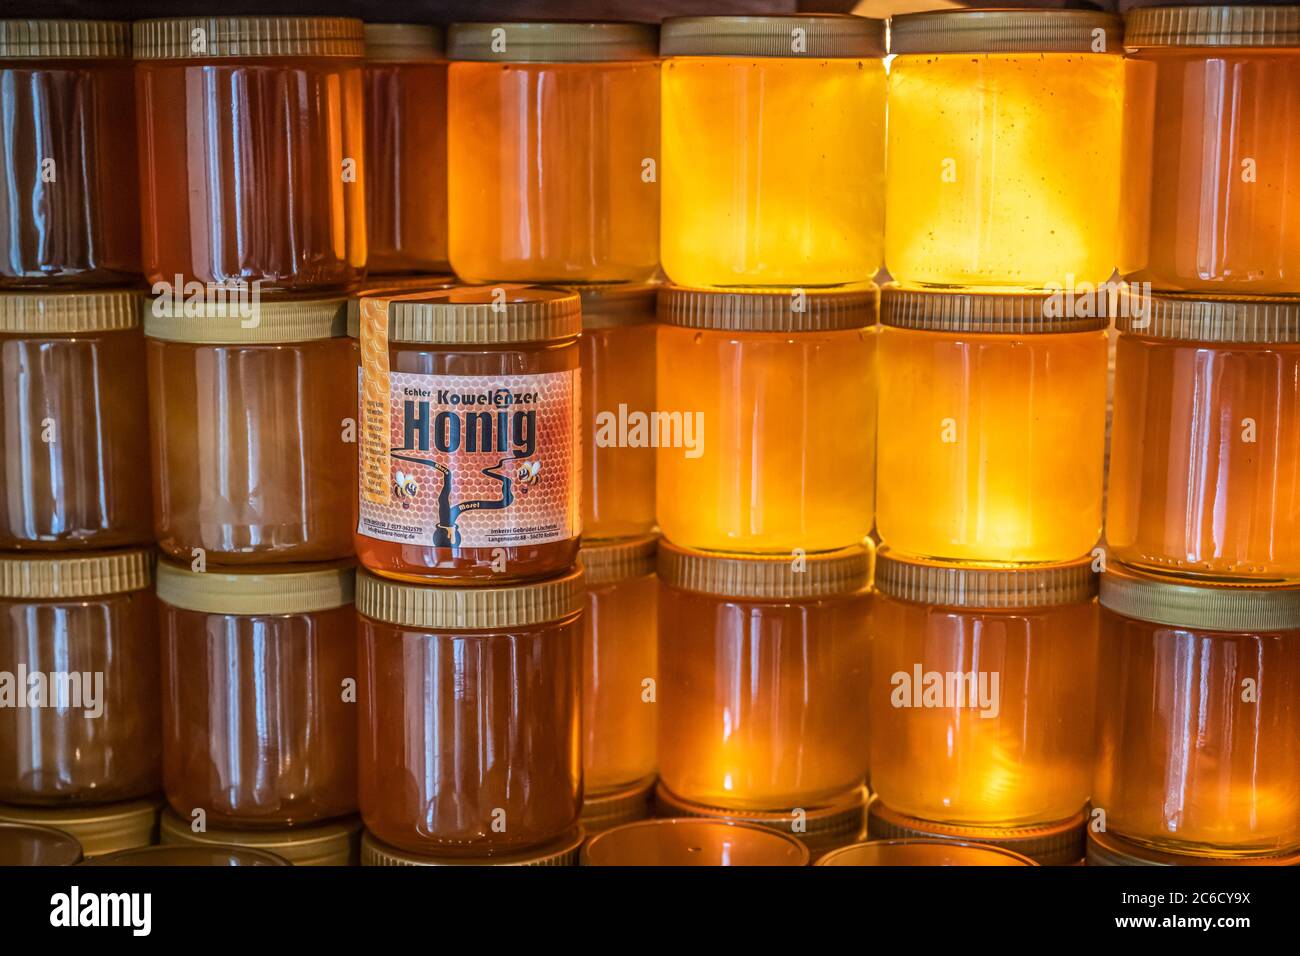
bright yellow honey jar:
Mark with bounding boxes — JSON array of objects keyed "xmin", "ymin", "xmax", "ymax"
[{"xmin": 659, "ymin": 15, "xmax": 886, "ymax": 288}]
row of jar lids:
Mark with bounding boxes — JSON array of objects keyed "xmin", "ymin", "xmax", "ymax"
[
  {"xmin": 5, "ymin": 543, "xmax": 1300, "ymax": 632},
  {"xmin": 2, "ymin": 9, "xmax": 1298, "ymax": 61},
  {"xmin": 6, "ymin": 282, "xmax": 1300, "ymax": 344}
]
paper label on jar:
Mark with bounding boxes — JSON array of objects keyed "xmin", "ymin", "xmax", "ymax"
[{"xmin": 358, "ymin": 369, "xmax": 579, "ymax": 549}]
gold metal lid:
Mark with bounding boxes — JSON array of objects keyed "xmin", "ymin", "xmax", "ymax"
[
  {"xmin": 144, "ymin": 295, "xmax": 348, "ymax": 344},
  {"xmin": 133, "ymin": 16, "xmax": 364, "ymax": 60},
  {"xmin": 0, "ymin": 798, "xmax": 161, "ymax": 857},
  {"xmin": 1087, "ymin": 829, "xmax": 1300, "ymax": 866},
  {"xmin": 82, "ymin": 844, "xmax": 291, "ymax": 866},
  {"xmin": 346, "ymin": 275, "xmax": 458, "ymax": 338},
  {"xmin": 0, "ymin": 19, "xmax": 130, "ymax": 58},
  {"xmin": 881, "ymin": 285, "xmax": 1110, "ymax": 334},
  {"xmin": 356, "ymin": 567, "xmax": 585, "ymax": 630},
  {"xmin": 368, "ymin": 285, "xmax": 581, "ymax": 345},
  {"xmin": 0, "ymin": 289, "xmax": 142, "ymax": 334},
  {"xmin": 361, "ymin": 826, "xmax": 584, "ymax": 866},
  {"xmin": 155, "ymin": 559, "xmax": 354, "ymax": 616},
  {"xmin": 1099, "ymin": 563, "xmax": 1300, "ymax": 633},
  {"xmin": 891, "ymin": 9, "xmax": 1123, "ymax": 55},
  {"xmin": 581, "ymin": 775, "xmax": 657, "ymax": 834},
  {"xmin": 159, "ymin": 809, "xmax": 361, "ymax": 866},
  {"xmin": 364, "ymin": 23, "xmax": 444, "ymax": 62},
  {"xmin": 1116, "ymin": 289, "xmax": 1300, "ymax": 344},
  {"xmin": 0, "ymin": 822, "xmax": 83, "ymax": 866},
  {"xmin": 655, "ymin": 782, "xmax": 869, "ymax": 846},
  {"xmin": 581, "ymin": 534, "xmax": 658, "ymax": 586},
  {"xmin": 868, "ymin": 799, "xmax": 1084, "ymax": 866},
  {"xmin": 0, "ymin": 549, "xmax": 153, "ymax": 600},
  {"xmin": 659, "ymin": 284, "xmax": 877, "ymax": 333},
  {"xmin": 875, "ymin": 550, "xmax": 1097, "ymax": 609},
  {"xmin": 817, "ymin": 838, "xmax": 1037, "ymax": 866},
  {"xmin": 572, "ymin": 283, "xmax": 658, "ymax": 330},
  {"xmin": 582, "ymin": 818, "xmax": 810, "ymax": 866},
  {"xmin": 657, "ymin": 540, "xmax": 870, "ymax": 601},
  {"xmin": 448, "ymin": 22, "xmax": 657, "ymax": 62},
  {"xmin": 659, "ymin": 14, "xmax": 885, "ymax": 58},
  {"xmin": 1126, "ymin": 5, "xmax": 1300, "ymax": 49}
]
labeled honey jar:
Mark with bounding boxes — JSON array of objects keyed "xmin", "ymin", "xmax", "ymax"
[
  {"xmin": 657, "ymin": 542, "xmax": 871, "ymax": 812},
  {"xmin": 0, "ymin": 291, "xmax": 152, "ymax": 550},
  {"xmin": 886, "ymin": 9, "xmax": 1133, "ymax": 288},
  {"xmin": 133, "ymin": 16, "xmax": 366, "ymax": 292},
  {"xmin": 0, "ymin": 822, "xmax": 82, "ymax": 866},
  {"xmin": 579, "ymin": 284, "xmax": 656, "ymax": 539},
  {"xmin": 356, "ymin": 287, "xmax": 581, "ymax": 584},
  {"xmin": 363, "ymin": 24, "xmax": 448, "ymax": 275},
  {"xmin": 0, "ymin": 549, "xmax": 159, "ymax": 805},
  {"xmin": 160, "ymin": 808, "xmax": 361, "ymax": 866},
  {"xmin": 1107, "ymin": 294, "xmax": 1300, "ymax": 583},
  {"xmin": 145, "ymin": 296, "xmax": 355, "ymax": 566},
  {"xmin": 0, "ymin": 20, "xmax": 140, "ymax": 286},
  {"xmin": 581, "ymin": 819, "xmax": 809, "ymax": 867},
  {"xmin": 1096, "ymin": 566, "xmax": 1300, "ymax": 859},
  {"xmin": 446, "ymin": 22, "xmax": 659, "ymax": 284},
  {"xmin": 1123, "ymin": 7, "xmax": 1300, "ymax": 293},
  {"xmin": 875, "ymin": 287, "xmax": 1108, "ymax": 565},
  {"xmin": 656, "ymin": 285, "xmax": 876, "ymax": 553},
  {"xmin": 356, "ymin": 568, "xmax": 583, "ymax": 858},
  {"xmin": 156, "ymin": 560, "xmax": 357, "ymax": 830},
  {"xmin": 658, "ymin": 15, "xmax": 885, "ymax": 288}
]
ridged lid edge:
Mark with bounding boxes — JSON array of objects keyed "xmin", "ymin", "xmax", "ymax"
[
  {"xmin": 356, "ymin": 567, "xmax": 585, "ymax": 629},
  {"xmin": 660, "ymin": 15, "xmax": 885, "ymax": 58}
]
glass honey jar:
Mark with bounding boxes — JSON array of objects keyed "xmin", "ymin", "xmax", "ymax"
[
  {"xmin": 1095, "ymin": 565, "xmax": 1300, "ymax": 860},
  {"xmin": 355, "ymin": 286, "xmax": 581, "ymax": 584},
  {"xmin": 0, "ymin": 290, "xmax": 152, "ymax": 550},
  {"xmin": 145, "ymin": 295, "xmax": 355, "ymax": 567},
  {"xmin": 657, "ymin": 542, "xmax": 871, "ymax": 812},
  {"xmin": 1107, "ymin": 293, "xmax": 1300, "ymax": 583},
  {"xmin": 875, "ymin": 287, "xmax": 1108, "ymax": 565},
  {"xmin": 0, "ymin": 19, "xmax": 140, "ymax": 286},
  {"xmin": 446, "ymin": 21, "xmax": 659, "ymax": 284},
  {"xmin": 656, "ymin": 285, "xmax": 876, "ymax": 554},
  {"xmin": 156, "ymin": 560, "xmax": 357, "ymax": 830},
  {"xmin": 356, "ymin": 567, "xmax": 583, "ymax": 858},
  {"xmin": 658, "ymin": 15, "xmax": 885, "ymax": 288},
  {"xmin": 363, "ymin": 23, "xmax": 448, "ymax": 275},
  {"xmin": 0, "ymin": 549, "xmax": 159, "ymax": 806},
  {"xmin": 133, "ymin": 16, "xmax": 366, "ymax": 293}
]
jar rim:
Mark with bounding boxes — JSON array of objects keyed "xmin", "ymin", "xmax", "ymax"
[
  {"xmin": 818, "ymin": 838, "xmax": 1037, "ymax": 867},
  {"xmin": 866, "ymin": 798, "xmax": 1083, "ymax": 866},
  {"xmin": 346, "ymin": 276, "xmax": 458, "ymax": 338},
  {"xmin": 874, "ymin": 550, "xmax": 1097, "ymax": 609},
  {"xmin": 581, "ymin": 533, "xmax": 658, "ymax": 586},
  {"xmin": 356, "ymin": 566, "xmax": 585, "ymax": 630},
  {"xmin": 570, "ymin": 282, "xmax": 659, "ymax": 330},
  {"xmin": 891, "ymin": 8, "xmax": 1123, "ymax": 55},
  {"xmin": 365, "ymin": 285, "xmax": 582, "ymax": 345},
  {"xmin": 880, "ymin": 284, "xmax": 1111, "ymax": 335},
  {"xmin": 659, "ymin": 14, "xmax": 885, "ymax": 58},
  {"xmin": 155, "ymin": 559, "xmax": 355, "ymax": 615},
  {"xmin": 363, "ymin": 22, "xmax": 444, "ymax": 61},
  {"xmin": 1115, "ymin": 289, "xmax": 1300, "ymax": 344},
  {"xmin": 581, "ymin": 818, "xmax": 810, "ymax": 867},
  {"xmin": 0, "ymin": 289, "xmax": 142, "ymax": 334},
  {"xmin": 657, "ymin": 540, "xmax": 871, "ymax": 600},
  {"xmin": 658, "ymin": 284, "xmax": 878, "ymax": 333},
  {"xmin": 1099, "ymin": 563, "xmax": 1300, "ymax": 632},
  {"xmin": 0, "ymin": 799, "xmax": 161, "ymax": 859},
  {"xmin": 447, "ymin": 21, "xmax": 657, "ymax": 63},
  {"xmin": 159, "ymin": 809, "xmax": 362, "ymax": 864},
  {"xmin": 1126, "ymin": 5, "xmax": 1300, "ymax": 49},
  {"xmin": 361, "ymin": 825, "xmax": 585, "ymax": 866},
  {"xmin": 133, "ymin": 16, "xmax": 364, "ymax": 60},
  {"xmin": 144, "ymin": 295, "xmax": 348, "ymax": 344},
  {"xmin": 0, "ymin": 19, "xmax": 130, "ymax": 58},
  {"xmin": 0, "ymin": 548, "xmax": 154, "ymax": 600}
]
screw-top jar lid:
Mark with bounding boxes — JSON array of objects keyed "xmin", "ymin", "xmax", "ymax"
[
  {"xmin": 655, "ymin": 781, "xmax": 868, "ymax": 843},
  {"xmin": 363, "ymin": 23, "xmax": 444, "ymax": 61},
  {"xmin": 0, "ymin": 549, "xmax": 153, "ymax": 600},
  {"xmin": 874, "ymin": 550, "xmax": 1097, "ymax": 609},
  {"xmin": 133, "ymin": 16, "xmax": 364, "ymax": 60},
  {"xmin": 155, "ymin": 560, "xmax": 354, "ymax": 616},
  {"xmin": 357, "ymin": 567, "xmax": 585, "ymax": 630},
  {"xmin": 1099, "ymin": 563, "xmax": 1300, "ymax": 633},
  {"xmin": 571, "ymin": 283, "xmax": 658, "ymax": 330},
  {"xmin": 890, "ymin": 8, "xmax": 1122, "ymax": 55},
  {"xmin": 82, "ymin": 844, "xmax": 291, "ymax": 866},
  {"xmin": 0, "ymin": 822, "xmax": 84, "ymax": 867},
  {"xmin": 144, "ymin": 295, "xmax": 348, "ymax": 344},
  {"xmin": 866, "ymin": 799, "xmax": 1083, "ymax": 866},
  {"xmin": 0, "ymin": 289, "xmax": 143, "ymax": 335},
  {"xmin": 1087, "ymin": 828, "xmax": 1300, "ymax": 866},
  {"xmin": 817, "ymin": 838, "xmax": 1037, "ymax": 867},
  {"xmin": 581, "ymin": 534, "xmax": 658, "ymax": 586},
  {"xmin": 361, "ymin": 826, "xmax": 585, "ymax": 866},
  {"xmin": 0, "ymin": 19, "xmax": 130, "ymax": 58},
  {"xmin": 659, "ymin": 14, "xmax": 885, "ymax": 58},
  {"xmin": 448, "ymin": 21, "xmax": 657, "ymax": 62},
  {"xmin": 581, "ymin": 775, "xmax": 657, "ymax": 834},
  {"xmin": 581, "ymin": 818, "xmax": 810, "ymax": 867},
  {"xmin": 346, "ymin": 275, "xmax": 458, "ymax": 338},
  {"xmin": 1116, "ymin": 289, "xmax": 1300, "ymax": 344},
  {"xmin": 1126, "ymin": 5, "xmax": 1300, "ymax": 49},
  {"xmin": 658, "ymin": 284, "xmax": 878, "ymax": 333},
  {"xmin": 657, "ymin": 541, "xmax": 870, "ymax": 601},
  {"xmin": 370, "ymin": 285, "xmax": 581, "ymax": 345},
  {"xmin": 0, "ymin": 799, "xmax": 160, "ymax": 858},
  {"xmin": 159, "ymin": 809, "xmax": 361, "ymax": 866},
  {"xmin": 881, "ymin": 285, "xmax": 1110, "ymax": 334}
]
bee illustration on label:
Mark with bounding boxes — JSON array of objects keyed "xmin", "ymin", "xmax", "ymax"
[
  {"xmin": 516, "ymin": 460, "xmax": 542, "ymax": 492},
  {"xmin": 393, "ymin": 469, "xmax": 419, "ymax": 507}
]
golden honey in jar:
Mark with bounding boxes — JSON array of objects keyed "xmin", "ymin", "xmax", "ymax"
[
  {"xmin": 0, "ymin": 291, "xmax": 152, "ymax": 549},
  {"xmin": 446, "ymin": 22, "xmax": 659, "ymax": 283},
  {"xmin": 157, "ymin": 560, "xmax": 357, "ymax": 829},
  {"xmin": 133, "ymin": 16, "xmax": 366, "ymax": 292},
  {"xmin": 0, "ymin": 549, "xmax": 159, "ymax": 805},
  {"xmin": 145, "ymin": 296, "xmax": 356, "ymax": 566},
  {"xmin": 886, "ymin": 9, "xmax": 1132, "ymax": 288},
  {"xmin": 1108, "ymin": 294, "xmax": 1300, "ymax": 583},
  {"xmin": 875, "ymin": 287, "xmax": 1108, "ymax": 565},
  {"xmin": 0, "ymin": 20, "xmax": 140, "ymax": 286},
  {"xmin": 363, "ymin": 24, "xmax": 448, "ymax": 275},
  {"xmin": 656, "ymin": 285, "xmax": 876, "ymax": 553},
  {"xmin": 869, "ymin": 552, "xmax": 1098, "ymax": 831},
  {"xmin": 356, "ymin": 287, "xmax": 581, "ymax": 584},
  {"xmin": 657, "ymin": 542, "xmax": 871, "ymax": 812},
  {"xmin": 659, "ymin": 15, "xmax": 885, "ymax": 288},
  {"xmin": 1095, "ymin": 566, "xmax": 1300, "ymax": 859},
  {"xmin": 1123, "ymin": 7, "xmax": 1300, "ymax": 293},
  {"xmin": 356, "ymin": 568, "xmax": 583, "ymax": 858},
  {"xmin": 579, "ymin": 284, "xmax": 656, "ymax": 539}
]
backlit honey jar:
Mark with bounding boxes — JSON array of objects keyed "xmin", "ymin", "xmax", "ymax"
[
  {"xmin": 658, "ymin": 15, "xmax": 885, "ymax": 288},
  {"xmin": 875, "ymin": 286, "xmax": 1108, "ymax": 565},
  {"xmin": 656, "ymin": 285, "xmax": 876, "ymax": 554}
]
